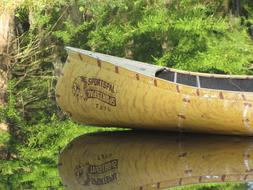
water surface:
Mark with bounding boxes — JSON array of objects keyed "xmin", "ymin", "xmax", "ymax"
[{"xmin": 59, "ymin": 131, "xmax": 253, "ymax": 190}]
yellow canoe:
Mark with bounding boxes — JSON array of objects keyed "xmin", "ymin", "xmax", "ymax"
[
  {"xmin": 56, "ymin": 47, "xmax": 253, "ymax": 135},
  {"xmin": 58, "ymin": 131, "xmax": 253, "ymax": 190}
]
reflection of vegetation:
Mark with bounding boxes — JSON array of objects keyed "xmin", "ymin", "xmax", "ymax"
[
  {"xmin": 1, "ymin": 0, "xmax": 253, "ymax": 189},
  {"xmin": 0, "ymin": 93, "xmax": 116, "ymax": 189},
  {"xmin": 172, "ymin": 183, "xmax": 248, "ymax": 190}
]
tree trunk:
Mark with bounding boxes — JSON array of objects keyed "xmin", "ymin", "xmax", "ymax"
[
  {"xmin": 0, "ymin": 8, "xmax": 15, "ymax": 136},
  {"xmin": 223, "ymin": 0, "xmax": 230, "ymax": 13},
  {"xmin": 0, "ymin": 9, "xmax": 14, "ymax": 106},
  {"xmin": 69, "ymin": 0, "xmax": 83, "ymax": 25},
  {"xmin": 233, "ymin": 0, "xmax": 241, "ymax": 16},
  {"xmin": 223, "ymin": 0, "xmax": 241, "ymax": 16}
]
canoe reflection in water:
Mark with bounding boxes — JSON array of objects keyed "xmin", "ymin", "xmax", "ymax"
[{"xmin": 58, "ymin": 131, "xmax": 253, "ymax": 190}]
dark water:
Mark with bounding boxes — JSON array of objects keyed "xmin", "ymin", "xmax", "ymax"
[{"xmin": 58, "ymin": 131, "xmax": 253, "ymax": 190}]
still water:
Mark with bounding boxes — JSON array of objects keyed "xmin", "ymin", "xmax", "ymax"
[{"xmin": 58, "ymin": 131, "xmax": 253, "ymax": 190}]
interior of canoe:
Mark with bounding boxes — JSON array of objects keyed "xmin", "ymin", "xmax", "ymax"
[
  {"xmin": 67, "ymin": 47, "xmax": 253, "ymax": 92},
  {"xmin": 156, "ymin": 69, "xmax": 253, "ymax": 92}
]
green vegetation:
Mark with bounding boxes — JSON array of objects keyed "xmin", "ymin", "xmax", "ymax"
[
  {"xmin": 0, "ymin": 84, "xmax": 105, "ymax": 189},
  {"xmin": 173, "ymin": 183, "xmax": 248, "ymax": 190},
  {"xmin": 1, "ymin": 0, "xmax": 253, "ymax": 189},
  {"xmin": 0, "ymin": 87, "xmax": 119, "ymax": 189}
]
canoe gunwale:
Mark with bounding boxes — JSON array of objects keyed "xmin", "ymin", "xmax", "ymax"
[
  {"xmin": 66, "ymin": 47, "xmax": 253, "ymax": 95},
  {"xmin": 156, "ymin": 68, "xmax": 253, "ymax": 93},
  {"xmin": 66, "ymin": 46, "xmax": 164, "ymax": 78},
  {"xmin": 66, "ymin": 46, "xmax": 253, "ymax": 80}
]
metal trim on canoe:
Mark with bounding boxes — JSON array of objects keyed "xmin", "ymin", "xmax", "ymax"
[{"xmin": 66, "ymin": 46, "xmax": 165, "ymax": 77}]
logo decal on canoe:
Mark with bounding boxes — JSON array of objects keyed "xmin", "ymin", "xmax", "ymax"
[
  {"xmin": 74, "ymin": 159, "xmax": 118, "ymax": 186},
  {"xmin": 72, "ymin": 76, "xmax": 116, "ymax": 106}
]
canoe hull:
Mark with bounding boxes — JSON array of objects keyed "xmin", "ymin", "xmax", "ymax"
[{"xmin": 56, "ymin": 48, "xmax": 253, "ymax": 135}]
